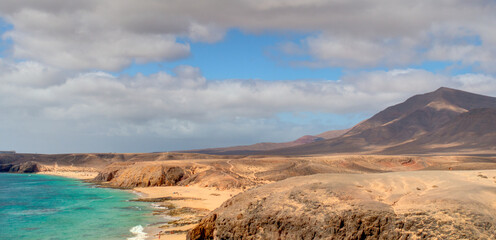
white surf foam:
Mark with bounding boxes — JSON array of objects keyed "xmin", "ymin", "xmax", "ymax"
[
  {"xmin": 163, "ymin": 215, "xmax": 181, "ymax": 222},
  {"xmin": 150, "ymin": 203, "xmax": 167, "ymax": 209},
  {"xmin": 127, "ymin": 225, "xmax": 147, "ymax": 240}
]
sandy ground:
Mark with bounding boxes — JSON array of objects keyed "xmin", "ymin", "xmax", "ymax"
[
  {"xmin": 37, "ymin": 165, "xmax": 99, "ymax": 180},
  {"xmin": 189, "ymin": 169, "xmax": 496, "ymax": 239},
  {"xmin": 37, "ymin": 170, "xmax": 98, "ymax": 179},
  {"xmin": 133, "ymin": 185, "xmax": 242, "ymax": 240}
]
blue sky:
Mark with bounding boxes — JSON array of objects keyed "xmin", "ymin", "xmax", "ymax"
[
  {"xmin": 118, "ymin": 29, "xmax": 467, "ymax": 81},
  {"xmin": 0, "ymin": 18, "xmax": 12, "ymax": 57},
  {"xmin": 0, "ymin": 1, "xmax": 495, "ymax": 153},
  {"xmin": 119, "ymin": 29, "xmax": 345, "ymax": 81}
]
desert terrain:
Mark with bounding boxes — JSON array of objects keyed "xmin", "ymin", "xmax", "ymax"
[
  {"xmin": 189, "ymin": 170, "xmax": 496, "ymax": 239},
  {"xmin": 3, "ymin": 152, "xmax": 496, "ymax": 239}
]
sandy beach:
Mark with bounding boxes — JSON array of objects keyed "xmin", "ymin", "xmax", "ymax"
[
  {"xmin": 32, "ymin": 165, "xmax": 241, "ymax": 239},
  {"xmin": 36, "ymin": 165, "xmax": 99, "ymax": 180},
  {"xmin": 133, "ymin": 185, "xmax": 242, "ymax": 240},
  {"xmin": 37, "ymin": 171, "xmax": 99, "ymax": 180}
]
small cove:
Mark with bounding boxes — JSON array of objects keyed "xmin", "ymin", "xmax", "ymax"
[{"xmin": 0, "ymin": 173, "xmax": 159, "ymax": 240}]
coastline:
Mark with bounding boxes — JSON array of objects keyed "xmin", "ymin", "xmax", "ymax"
[
  {"xmin": 0, "ymin": 172, "xmax": 159, "ymax": 240},
  {"xmin": 36, "ymin": 169, "xmax": 159, "ymax": 240},
  {"xmin": 133, "ymin": 186, "xmax": 242, "ymax": 240},
  {"xmin": 36, "ymin": 169, "xmax": 243, "ymax": 240}
]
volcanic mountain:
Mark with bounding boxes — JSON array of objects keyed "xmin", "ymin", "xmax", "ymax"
[
  {"xmin": 383, "ymin": 107, "xmax": 496, "ymax": 154},
  {"xmin": 187, "ymin": 87, "xmax": 496, "ymax": 155},
  {"xmin": 266, "ymin": 87, "xmax": 496, "ymax": 155}
]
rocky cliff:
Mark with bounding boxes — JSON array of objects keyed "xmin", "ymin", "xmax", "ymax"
[
  {"xmin": 0, "ymin": 161, "xmax": 45, "ymax": 173},
  {"xmin": 93, "ymin": 161, "xmax": 257, "ymax": 189}
]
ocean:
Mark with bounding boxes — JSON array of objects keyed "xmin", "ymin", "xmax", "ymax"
[{"xmin": 0, "ymin": 173, "xmax": 158, "ymax": 240}]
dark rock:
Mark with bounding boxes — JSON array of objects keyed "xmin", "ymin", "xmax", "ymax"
[
  {"xmin": 0, "ymin": 163, "xmax": 13, "ymax": 172},
  {"xmin": 0, "ymin": 161, "xmax": 42, "ymax": 173}
]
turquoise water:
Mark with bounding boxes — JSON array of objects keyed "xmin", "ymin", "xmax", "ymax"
[{"xmin": 0, "ymin": 173, "xmax": 157, "ymax": 240}]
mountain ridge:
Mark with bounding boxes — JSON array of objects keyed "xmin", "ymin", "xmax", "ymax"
[
  {"xmin": 266, "ymin": 87, "xmax": 496, "ymax": 155},
  {"xmin": 184, "ymin": 87, "xmax": 496, "ymax": 156},
  {"xmin": 182, "ymin": 129, "xmax": 349, "ymax": 155}
]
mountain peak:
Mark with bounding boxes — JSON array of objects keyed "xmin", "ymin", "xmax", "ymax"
[{"xmin": 434, "ymin": 87, "xmax": 456, "ymax": 93}]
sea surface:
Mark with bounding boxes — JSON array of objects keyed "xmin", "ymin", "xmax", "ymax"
[{"xmin": 0, "ymin": 173, "xmax": 158, "ymax": 240}]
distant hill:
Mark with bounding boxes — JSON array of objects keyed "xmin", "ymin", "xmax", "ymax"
[
  {"xmin": 182, "ymin": 129, "xmax": 349, "ymax": 155},
  {"xmin": 185, "ymin": 87, "xmax": 496, "ymax": 156}
]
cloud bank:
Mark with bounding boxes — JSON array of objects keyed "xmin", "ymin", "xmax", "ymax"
[
  {"xmin": 1, "ymin": 0, "xmax": 496, "ymax": 71},
  {"xmin": 1, "ymin": 60, "xmax": 495, "ymax": 152}
]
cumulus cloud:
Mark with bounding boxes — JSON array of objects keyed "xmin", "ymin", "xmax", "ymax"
[
  {"xmin": 288, "ymin": 23, "xmax": 496, "ymax": 70},
  {"xmin": 1, "ymin": 8, "xmax": 190, "ymax": 71},
  {"xmin": 1, "ymin": 60, "xmax": 495, "ymax": 152},
  {"xmin": 1, "ymin": 0, "xmax": 496, "ymax": 71},
  {"xmin": 2, "ymin": 61, "xmax": 495, "ymax": 134}
]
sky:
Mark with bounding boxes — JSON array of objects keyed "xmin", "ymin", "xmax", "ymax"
[{"xmin": 1, "ymin": 0, "xmax": 496, "ymax": 154}]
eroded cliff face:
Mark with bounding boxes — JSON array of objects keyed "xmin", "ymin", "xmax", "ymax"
[
  {"xmin": 188, "ymin": 171, "xmax": 496, "ymax": 240},
  {"xmin": 0, "ymin": 161, "xmax": 45, "ymax": 173},
  {"xmin": 95, "ymin": 163, "xmax": 193, "ymax": 187}
]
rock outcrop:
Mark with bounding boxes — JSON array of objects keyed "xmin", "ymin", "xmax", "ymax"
[
  {"xmin": 188, "ymin": 171, "xmax": 496, "ymax": 239},
  {"xmin": 93, "ymin": 161, "xmax": 257, "ymax": 189},
  {"xmin": 0, "ymin": 161, "xmax": 44, "ymax": 173},
  {"xmin": 92, "ymin": 155, "xmax": 440, "ymax": 190}
]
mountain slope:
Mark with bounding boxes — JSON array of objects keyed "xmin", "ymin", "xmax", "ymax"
[
  {"xmin": 384, "ymin": 108, "xmax": 496, "ymax": 154},
  {"xmin": 267, "ymin": 87, "xmax": 496, "ymax": 155}
]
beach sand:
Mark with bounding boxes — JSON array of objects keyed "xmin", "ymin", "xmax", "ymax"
[
  {"xmin": 37, "ymin": 165, "xmax": 99, "ymax": 180},
  {"xmin": 38, "ymin": 170, "xmax": 98, "ymax": 179},
  {"xmin": 133, "ymin": 185, "xmax": 242, "ymax": 240}
]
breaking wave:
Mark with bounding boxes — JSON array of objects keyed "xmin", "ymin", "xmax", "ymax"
[{"xmin": 127, "ymin": 225, "xmax": 147, "ymax": 240}]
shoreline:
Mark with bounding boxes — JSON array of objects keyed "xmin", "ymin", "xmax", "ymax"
[
  {"xmin": 0, "ymin": 172, "xmax": 161, "ymax": 240},
  {"xmin": 133, "ymin": 186, "xmax": 242, "ymax": 240},
  {"xmin": 36, "ymin": 170, "xmax": 161, "ymax": 240},
  {"xmin": 36, "ymin": 169, "xmax": 243, "ymax": 240}
]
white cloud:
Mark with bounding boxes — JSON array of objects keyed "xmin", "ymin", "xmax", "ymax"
[
  {"xmin": 188, "ymin": 22, "xmax": 225, "ymax": 43},
  {"xmin": 1, "ymin": 60, "xmax": 495, "ymax": 152},
  {"xmin": 289, "ymin": 24, "xmax": 496, "ymax": 70},
  {"xmin": 2, "ymin": 8, "xmax": 190, "ymax": 71},
  {"xmin": 2, "ymin": 61, "xmax": 496, "ymax": 134},
  {"xmin": 1, "ymin": 0, "xmax": 496, "ymax": 71},
  {"xmin": 303, "ymin": 35, "xmax": 418, "ymax": 68}
]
